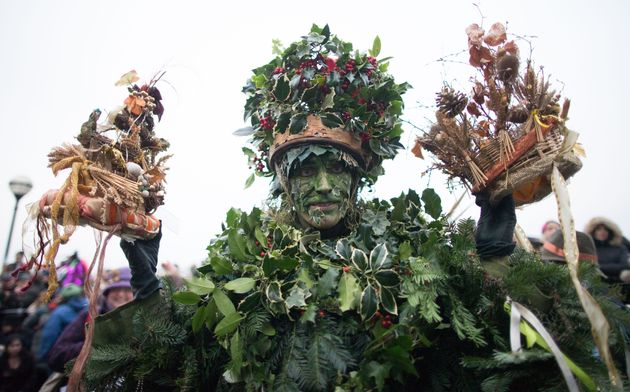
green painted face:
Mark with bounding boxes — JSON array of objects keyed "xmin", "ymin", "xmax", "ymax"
[{"xmin": 288, "ymin": 152, "xmax": 354, "ymax": 230}]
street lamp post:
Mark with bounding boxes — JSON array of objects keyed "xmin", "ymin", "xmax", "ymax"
[{"xmin": 3, "ymin": 176, "xmax": 33, "ymax": 270}]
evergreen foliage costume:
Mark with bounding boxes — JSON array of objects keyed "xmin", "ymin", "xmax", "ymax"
[{"xmin": 83, "ymin": 25, "xmax": 630, "ymax": 391}]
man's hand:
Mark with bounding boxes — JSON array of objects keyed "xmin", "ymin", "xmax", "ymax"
[{"xmin": 474, "ymin": 191, "xmax": 517, "ymax": 259}]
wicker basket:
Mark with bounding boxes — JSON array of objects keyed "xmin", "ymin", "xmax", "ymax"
[{"xmin": 473, "ymin": 120, "xmax": 582, "ymax": 206}]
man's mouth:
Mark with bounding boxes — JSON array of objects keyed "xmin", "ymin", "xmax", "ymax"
[{"xmin": 307, "ymin": 202, "xmax": 339, "ymax": 211}]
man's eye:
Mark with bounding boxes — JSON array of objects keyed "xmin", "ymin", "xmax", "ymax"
[
  {"xmin": 297, "ymin": 166, "xmax": 316, "ymax": 177},
  {"xmin": 328, "ymin": 163, "xmax": 345, "ymax": 174}
]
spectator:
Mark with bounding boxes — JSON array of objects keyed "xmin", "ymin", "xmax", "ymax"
[
  {"xmin": 44, "ymin": 267, "xmax": 133, "ymax": 390},
  {"xmin": 540, "ymin": 230, "xmax": 599, "ymax": 265},
  {"xmin": 584, "ymin": 217, "xmax": 630, "ymax": 283},
  {"xmin": 541, "ymin": 220, "xmax": 561, "ymax": 242},
  {"xmin": 3, "ymin": 251, "xmax": 25, "ymax": 274},
  {"xmin": 0, "ymin": 333, "xmax": 37, "ymax": 392},
  {"xmin": 36, "ymin": 284, "xmax": 87, "ymax": 361}
]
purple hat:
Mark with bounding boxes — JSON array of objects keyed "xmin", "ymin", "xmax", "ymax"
[{"xmin": 102, "ymin": 267, "xmax": 132, "ymax": 296}]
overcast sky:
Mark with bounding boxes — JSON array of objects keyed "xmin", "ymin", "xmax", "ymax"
[{"xmin": 1, "ymin": 0, "xmax": 628, "ymax": 275}]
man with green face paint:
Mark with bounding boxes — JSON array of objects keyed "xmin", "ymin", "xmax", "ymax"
[{"xmin": 85, "ymin": 25, "xmax": 618, "ymax": 391}]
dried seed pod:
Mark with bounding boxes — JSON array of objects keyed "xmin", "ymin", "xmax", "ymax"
[{"xmin": 497, "ymin": 54, "xmax": 520, "ymax": 82}]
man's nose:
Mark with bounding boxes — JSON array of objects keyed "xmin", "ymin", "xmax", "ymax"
[{"xmin": 315, "ymin": 170, "xmax": 332, "ymax": 193}]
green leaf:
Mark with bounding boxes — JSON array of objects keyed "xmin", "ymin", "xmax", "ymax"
[
  {"xmin": 230, "ymin": 330, "xmax": 243, "ymax": 375},
  {"xmin": 228, "ymin": 229, "xmax": 250, "ymax": 261},
  {"xmin": 244, "ymin": 173, "xmax": 255, "ymax": 189},
  {"xmin": 389, "ymin": 100, "xmax": 403, "ymax": 115},
  {"xmin": 266, "ymin": 281, "xmax": 283, "ymax": 303},
  {"xmin": 399, "ymin": 241, "xmax": 412, "ymax": 261},
  {"xmin": 375, "ymin": 269, "xmax": 399, "ymax": 287},
  {"xmin": 421, "ymin": 188, "xmax": 442, "ymax": 219},
  {"xmin": 224, "ymin": 278, "xmax": 256, "ymax": 294},
  {"xmin": 191, "ymin": 306, "xmax": 205, "ymax": 333},
  {"xmin": 173, "ymin": 291, "xmax": 201, "ymax": 305},
  {"xmin": 360, "ymin": 285, "xmax": 378, "ymax": 320},
  {"xmin": 215, "ymin": 312, "xmax": 244, "ymax": 337},
  {"xmin": 351, "ymin": 248, "xmax": 368, "ymax": 271},
  {"xmin": 391, "ymin": 193, "xmax": 406, "ymax": 221},
  {"xmin": 241, "ymin": 147, "xmax": 255, "ymax": 158},
  {"xmin": 321, "ymin": 90, "xmax": 336, "ymax": 110},
  {"xmin": 186, "ymin": 278, "xmax": 215, "ymax": 295},
  {"xmin": 285, "ymin": 285, "xmax": 308, "ymax": 308},
  {"xmin": 213, "ymin": 289, "xmax": 236, "ymax": 317},
  {"xmin": 320, "ymin": 113, "xmax": 344, "ymax": 128},
  {"xmin": 338, "ymin": 273, "xmax": 360, "ymax": 312},
  {"xmin": 370, "ymin": 35, "xmax": 381, "ymax": 57},
  {"xmin": 380, "ymin": 287, "xmax": 398, "ymax": 315},
  {"xmin": 254, "ymin": 227, "xmax": 267, "ymax": 249},
  {"xmin": 369, "ymin": 243, "xmax": 389, "ymax": 271},
  {"xmin": 209, "ymin": 256, "xmax": 234, "ymax": 275},
  {"xmin": 300, "ymin": 303, "xmax": 317, "ymax": 323},
  {"xmin": 316, "ymin": 267, "xmax": 339, "ymax": 298},
  {"xmin": 252, "ymin": 74, "xmax": 266, "ymax": 89},
  {"xmin": 335, "ymin": 238, "xmax": 352, "ymax": 260},
  {"xmin": 204, "ymin": 299, "xmax": 218, "ymax": 329},
  {"xmin": 261, "ymin": 323, "xmax": 276, "ymax": 336},
  {"xmin": 262, "ymin": 256, "xmax": 299, "ymax": 276},
  {"xmin": 272, "ymin": 75, "xmax": 291, "ymax": 101},
  {"xmin": 275, "ymin": 112, "xmax": 291, "ymax": 133},
  {"xmin": 365, "ymin": 360, "xmax": 391, "ymax": 391},
  {"xmin": 237, "ymin": 291, "xmax": 261, "ymax": 313},
  {"xmin": 289, "ymin": 113, "xmax": 308, "ymax": 134}
]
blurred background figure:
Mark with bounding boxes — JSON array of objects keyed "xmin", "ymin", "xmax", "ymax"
[
  {"xmin": 36, "ymin": 284, "xmax": 87, "ymax": 362},
  {"xmin": 541, "ymin": 220, "xmax": 561, "ymax": 243},
  {"xmin": 540, "ymin": 230, "xmax": 599, "ymax": 265},
  {"xmin": 3, "ymin": 251, "xmax": 25, "ymax": 274},
  {"xmin": 585, "ymin": 217, "xmax": 630, "ymax": 283},
  {"xmin": 45, "ymin": 267, "xmax": 133, "ymax": 390},
  {"xmin": 0, "ymin": 333, "xmax": 37, "ymax": 392}
]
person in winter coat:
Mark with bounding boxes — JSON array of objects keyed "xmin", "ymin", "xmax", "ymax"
[
  {"xmin": 584, "ymin": 217, "xmax": 630, "ymax": 284},
  {"xmin": 46, "ymin": 267, "xmax": 133, "ymax": 373},
  {"xmin": 0, "ymin": 334, "xmax": 37, "ymax": 392},
  {"xmin": 36, "ymin": 284, "xmax": 87, "ymax": 361}
]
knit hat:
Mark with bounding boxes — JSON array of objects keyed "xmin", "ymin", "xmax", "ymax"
[
  {"xmin": 540, "ymin": 230, "xmax": 597, "ymax": 264},
  {"xmin": 60, "ymin": 283, "xmax": 83, "ymax": 299},
  {"xmin": 102, "ymin": 267, "xmax": 132, "ymax": 296}
]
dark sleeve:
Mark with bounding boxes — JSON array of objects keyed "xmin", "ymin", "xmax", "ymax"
[
  {"xmin": 599, "ymin": 247, "xmax": 630, "ymax": 279},
  {"xmin": 120, "ymin": 227, "xmax": 162, "ymax": 300},
  {"xmin": 474, "ymin": 192, "xmax": 516, "ymax": 259},
  {"xmin": 46, "ymin": 310, "xmax": 88, "ymax": 373}
]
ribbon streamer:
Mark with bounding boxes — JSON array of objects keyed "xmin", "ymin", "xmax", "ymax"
[{"xmin": 551, "ymin": 165, "xmax": 623, "ymax": 390}]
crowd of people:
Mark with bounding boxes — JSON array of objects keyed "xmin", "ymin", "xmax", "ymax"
[{"xmin": 0, "ymin": 252, "xmax": 184, "ymax": 391}]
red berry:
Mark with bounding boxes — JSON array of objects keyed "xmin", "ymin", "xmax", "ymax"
[
  {"xmin": 342, "ymin": 266, "xmax": 351, "ymax": 273},
  {"xmin": 260, "ymin": 251, "xmax": 265, "ymax": 257},
  {"xmin": 319, "ymin": 310, "xmax": 326, "ymax": 317},
  {"xmin": 374, "ymin": 310, "xmax": 382, "ymax": 318},
  {"xmin": 381, "ymin": 320, "xmax": 392, "ymax": 328}
]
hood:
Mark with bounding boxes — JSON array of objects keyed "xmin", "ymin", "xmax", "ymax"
[
  {"xmin": 584, "ymin": 217, "xmax": 623, "ymax": 246},
  {"xmin": 65, "ymin": 295, "xmax": 88, "ymax": 312}
]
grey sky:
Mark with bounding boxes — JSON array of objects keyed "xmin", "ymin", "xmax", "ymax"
[{"xmin": 1, "ymin": 0, "xmax": 628, "ymax": 274}]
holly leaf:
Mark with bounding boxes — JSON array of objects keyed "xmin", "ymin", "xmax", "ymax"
[
  {"xmin": 233, "ymin": 126, "xmax": 255, "ymax": 136},
  {"xmin": 316, "ymin": 267, "xmax": 339, "ymax": 298},
  {"xmin": 338, "ymin": 273, "xmax": 359, "ymax": 312},
  {"xmin": 365, "ymin": 361, "xmax": 391, "ymax": 391},
  {"xmin": 335, "ymin": 238, "xmax": 352, "ymax": 260},
  {"xmin": 320, "ymin": 113, "xmax": 344, "ymax": 128},
  {"xmin": 421, "ymin": 188, "xmax": 442, "ymax": 219},
  {"xmin": 237, "ymin": 291, "xmax": 261, "ymax": 313},
  {"xmin": 209, "ymin": 256, "xmax": 233, "ymax": 275},
  {"xmin": 214, "ymin": 312, "xmax": 244, "ymax": 337},
  {"xmin": 321, "ymin": 90, "xmax": 336, "ymax": 111},
  {"xmin": 369, "ymin": 243, "xmax": 389, "ymax": 271},
  {"xmin": 375, "ymin": 269, "xmax": 399, "ymax": 287},
  {"xmin": 351, "ymin": 248, "xmax": 368, "ymax": 271},
  {"xmin": 380, "ymin": 287, "xmax": 398, "ymax": 315},
  {"xmin": 213, "ymin": 289, "xmax": 236, "ymax": 317},
  {"xmin": 289, "ymin": 113, "xmax": 308, "ymax": 134},
  {"xmin": 227, "ymin": 229, "xmax": 250, "ymax": 261},
  {"xmin": 285, "ymin": 285, "xmax": 308, "ymax": 308},
  {"xmin": 399, "ymin": 241, "xmax": 412, "ymax": 261},
  {"xmin": 224, "ymin": 278, "xmax": 256, "ymax": 294},
  {"xmin": 173, "ymin": 291, "xmax": 201, "ymax": 305},
  {"xmin": 360, "ymin": 284, "xmax": 378, "ymax": 320},
  {"xmin": 272, "ymin": 75, "xmax": 291, "ymax": 101},
  {"xmin": 266, "ymin": 281, "xmax": 283, "ymax": 303}
]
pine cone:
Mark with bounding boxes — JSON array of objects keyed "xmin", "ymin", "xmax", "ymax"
[{"xmin": 436, "ymin": 87, "xmax": 468, "ymax": 118}]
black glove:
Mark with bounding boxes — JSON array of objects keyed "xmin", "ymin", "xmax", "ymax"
[
  {"xmin": 474, "ymin": 192, "xmax": 516, "ymax": 259},
  {"xmin": 120, "ymin": 225, "xmax": 162, "ymax": 300}
]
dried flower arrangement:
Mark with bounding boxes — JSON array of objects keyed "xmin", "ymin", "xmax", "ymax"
[
  {"xmin": 19, "ymin": 70, "xmax": 171, "ymax": 298},
  {"xmin": 414, "ymin": 22, "xmax": 583, "ymax": 205}
]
